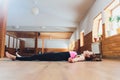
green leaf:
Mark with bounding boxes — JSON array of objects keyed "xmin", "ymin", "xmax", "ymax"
[
  {"xmin": 116, "ymin": 16, "xmax": 120, "ymax": 23},
  {"xmin": 109, "ymin": 17, "xmax": 114, "ymax": 22}
]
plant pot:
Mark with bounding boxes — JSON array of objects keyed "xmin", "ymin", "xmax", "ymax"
[{"xmin": 117, "ymin": 27, "xmax": 120, "ymax": 34}]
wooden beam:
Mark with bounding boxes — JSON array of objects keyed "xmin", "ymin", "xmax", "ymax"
[
  {"xmin": 102, "ymin": 23, "xmax": 106, "ymax": 40},
  {"xmin": 0, "ymin": 0, "xmax": 8, "ymax": 58},
  {"xmin": 42, "ymin": 38, "xmax": 44, "ymax": 54},
  {"xmin": 16, "ymin": 38, "xmax": 18, "ymax": 49},
  {"xmin": 8, "ymin": 36, "xmax": 10, "ymax": 48},
  {"xmin": 20, "ymin": 40, "xmax": 25, "ymax": 53},
  {"xmin": 13, "ymin": 38, "xmax": 14, "ymax": 48},
  {"xmin": 35, "ymin": 32, "xmax": 38, "ymax": 54}
]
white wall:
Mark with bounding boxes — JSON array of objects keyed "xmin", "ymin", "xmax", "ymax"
[
  {"xmin": 44, "ymin": 39, "xmax": 69, "ymax": 48},
  {"xmin": 69, "ymin": 26, "xmax": 79, "ymax": 42},
  {"xmin": 70, "ymin": 0, "xmax": 113, "ymax": 40},
  {"xmin": 24, "ymin": 38, "xmax": 69, "ymax": 48}
]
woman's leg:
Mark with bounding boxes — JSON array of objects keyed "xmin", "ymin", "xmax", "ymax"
[
  {"xmin": 6, "ymin": 52, "xmax": 70, "ymax": 61},
  {"xmin": 6, "ymin": 52, "xmax": 42, "ymax": 61},
  {"xmin": 16, "ymin": 54, "xmax": 43, "ymax": 61},
  {"xmin": 16, "ymin": 52, "xmax": 70, "ymax": 61},
  {"xmin": 41, "ymin": 52, "xmax": 70, "ymax": 61},
  {"xmin": 17, "ymin": 54, "xmax": 52, "ymax": 61}
]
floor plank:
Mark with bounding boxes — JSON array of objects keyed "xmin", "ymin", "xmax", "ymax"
[{"xmin": 0, "ymin": 59, "xmax": 120, "ymax": 80}]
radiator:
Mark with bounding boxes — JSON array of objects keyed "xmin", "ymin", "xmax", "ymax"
[
  {"xmin": 91, "ymin": 42, "xmax": 101, "ymax": 54},
  {"xmin": 91, "ymin": 42, "xmax": 102, "ymax": 61}
]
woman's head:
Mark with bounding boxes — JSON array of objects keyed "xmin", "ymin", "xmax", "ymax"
[
  {"xmin": 83, "ymin": 51, "xmax": 93, "ymax": 56},
  {"xmin": 83, "ymin": 50, "xmax": 97, "ymax": 61},
  {"xmin": 85, "ymin": 54, "xmax": 97, "ymax": 61}
]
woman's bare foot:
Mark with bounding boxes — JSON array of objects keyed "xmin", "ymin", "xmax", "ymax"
[{"xmin": 5, "ymin": 52, "xmax": 16, "ymax": 60}]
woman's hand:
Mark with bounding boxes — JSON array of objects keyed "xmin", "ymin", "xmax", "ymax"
[{"xmin": 68, "ymin": 58, "xmax": 75, "ymax": 63}]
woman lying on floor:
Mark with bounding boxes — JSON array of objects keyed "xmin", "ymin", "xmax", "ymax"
[{"xmin": 5, "ymin": 50, "xmax": 97, "ymax": 63}]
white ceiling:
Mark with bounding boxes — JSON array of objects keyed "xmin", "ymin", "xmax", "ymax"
[{"xmin": 7, "ymin": 0, "xmax": 95, "ymax": 32}]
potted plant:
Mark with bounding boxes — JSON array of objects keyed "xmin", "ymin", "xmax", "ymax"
[
  {"xmin": 109, "ymin": 16, "xmax": 114, "ymax": 22},
  {"xmin": 108, "ymin": 16, "xmax": 115, "ymax": 36},
  {"xmin": 109, "ymin": 15, "xmax": 120, "ymax": 34},
  {"xmin": 116, "ymin": 16, "xmax": 120, "ymax": 33}
]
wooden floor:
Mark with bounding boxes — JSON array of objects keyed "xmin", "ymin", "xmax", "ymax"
[{"xmin": 0, "ymin": 59, "xmax": 120, "ymax": 80}]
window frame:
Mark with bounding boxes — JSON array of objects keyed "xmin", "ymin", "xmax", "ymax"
[
  {"xmin": 93, "ymin": 13, "xmax": 102, "ymax": 42},
  {"xmin": 80, "ymin": 31, "xmax": 84, "ymax": 47},
  {"xmin": 104, "ymin": 0, "xmax": 120, "ymax": 37}
]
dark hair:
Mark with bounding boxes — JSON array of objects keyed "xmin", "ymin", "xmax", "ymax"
[{"xmin": 85, "ymin": 54, "xmax": 97, "ymax": 61}]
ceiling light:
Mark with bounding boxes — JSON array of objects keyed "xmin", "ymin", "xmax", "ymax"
[
  {"xmin": 32, "ymin": 7, "xmax": 39, "ymax": 15},
  {"xmin": 41, "ymin": 26, "xmax": 46, "ymax": 29},
  {"xmin": 32, "ymin": 0, "xmax": 39, "ymax": 15}
]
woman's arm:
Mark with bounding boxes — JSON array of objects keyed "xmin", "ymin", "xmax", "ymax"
[{"xmin": 68, "ymin": 55, "xmax": 85, "ymax": 63}]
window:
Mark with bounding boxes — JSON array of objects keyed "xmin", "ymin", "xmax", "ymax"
[
  {"xmin": 17, "ymin": 39, "xmax": 20, "ymax": 49},
  {"xmin": 98, "ymin": 19, "xmax": 103, "ymax": 37},
  {"xmin": 93, "ymin": 13, "xmax": 102, "ymax": 42},
  {"xmin": 104, "ymin": 0, "xmax": 120, "ymax": 37},
  {"xmin": 112, "ymin": 5, "xmax": 120, "ymax": 16},
  {"xmin": 14, "ymin": 38, "xmax": 17, "ymax": 48},
  {"xmin": 10, "ymin": 37, "xmax": 13, "ymax": 48},
  {"xmin": 69, "ymin": 41, "xmax": 75, "ymax": 50},
  {"xmin": 111, "ymin": 5, "xmax": 120, "ymax": 34},
  {"xmin": 80, "ymin": 31, "xmax": 84, "ymax": 47},
  {"xmin": 5, "ymin": 35, "xmax": 9, "ymax": 47}
]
